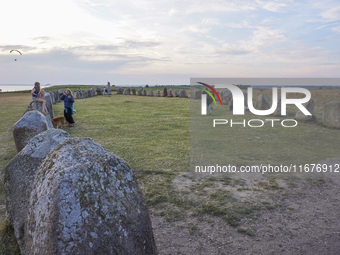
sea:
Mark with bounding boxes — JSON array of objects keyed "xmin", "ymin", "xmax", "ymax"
[{"xmin": 0, "ymin": 84, "xmax": 32, "ymax": 92}]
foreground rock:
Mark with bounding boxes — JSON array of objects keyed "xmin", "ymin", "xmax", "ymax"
[
  {"xmin": 25, "ymin": 138, "xmax": 158, "ymax": 255},
  {"xmin": 13, "ymin": 110, "xmax": 52, "ymax": 152},
  {"xmin": 322, "ymin": 101, "xmax": 340, "ymax": 128},
  {"xmin": 4, "ymin": 129, "xmax": 70, "ymax": 254}
]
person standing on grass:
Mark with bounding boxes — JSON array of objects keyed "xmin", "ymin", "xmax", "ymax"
[
  {"xmin": 31, "ymin": 81, "xmax": 47, "ymax": 115},
  {"xmin": 60, "ymin": 89, "xmax": 75, "ymax": 127}
]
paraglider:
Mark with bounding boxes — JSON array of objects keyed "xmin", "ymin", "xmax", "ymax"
[{"xmin": 10, "ymin": 50, "xmax": 22, "ymax": 61}]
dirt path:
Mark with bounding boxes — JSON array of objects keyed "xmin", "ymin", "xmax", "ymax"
[{"xmin": 152, "ymin": 159, "xmax": 340, "ymax": 255}]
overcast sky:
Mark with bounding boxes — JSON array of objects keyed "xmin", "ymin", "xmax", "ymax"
[{"xmin": 1, "ymin": 0, "xmax": 340, "ymax": 85}]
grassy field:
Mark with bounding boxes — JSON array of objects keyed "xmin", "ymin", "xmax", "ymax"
[{"xmin": 0, "ymin": 87, "xmax": 339, "ymax": 253}]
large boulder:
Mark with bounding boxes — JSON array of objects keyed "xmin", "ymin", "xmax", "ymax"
[
  {"xmin": 13, "ymin": 110, "xmax": 52, "ymax": 152},
  {"xmin": 25, "ymin": 138, "xmax": 158, "ymax": 255},
  {"xmin": 168, "ymin": 89, "xmax": 174, "ymax": 97},
  {"xmin": 174, "ymin": 90, "xmax": 180, "ymax": 97},
  {"xmin": 123, "ymin": 88, "xmax": 131, "ymax": 95},
  {"xmin": 44, "ymin": 92, "xmax": 54, "ymax": 119},
  {"xmin": 220, "ymin": 89, "xmax": 232, "ymax": 104},
  {"xmin": 27, "ymin": 100, "xmax": 53, "ymax": 123},
  {"xmin": 4, "ymin": 129, "xmax": 70, "ymax": 254},
  {"xmin": 295, "ymin": 99, "xmax": 314, "ymax": 121},
  {"xmin": 117, "ymin": 87, "xmax": 123, "ymax": 95},
  {"xmin": 194, "ymin": 90, "xmax": 202, "ymax": 99},
  {"xmin": 148, "ymin": 89, "xmax": 154, "ymax": 96},
  {"xmin": 322, "ymin": 101, "xmax": 340, "ymax": 128},
  {"xmin": 179, "ymin": 90, "xmax": 188, "ymax": 98},
  {"xmin": 162, "ymin": 88, "xmax": 167, "ymax": 97},
  {"xmin": 96, "ymin": 87, "xmax": 103, "ymax": 95},
  {"xmin": 156, "ymin": 90, "xmax": 161, "ymax": 97},
  {"xmin": 255, "ymin": 94, "xmax": 271, "ymax": 110}
]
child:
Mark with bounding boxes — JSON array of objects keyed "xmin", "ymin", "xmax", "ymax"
[{"xmin": 31, "ymin": 82, "xmax": 47, "ymax": 115}]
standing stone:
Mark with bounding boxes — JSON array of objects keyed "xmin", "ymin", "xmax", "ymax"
[
  {"xmin": 149, "ymin": 89, "xmax": 154, "ymax": 96},
  {"xmin": 194, "ymin": 90, "xmax": 202, "ymax": 99},
  {"xmin": 49, "ymin": 91, "xmax": 55, "ymax": 104},
  {"xmin": 295, "ymin": 99, "xmax": 314, "ymax": 121},
  {"xmin": 5, "ymin": 129, "xmax": 70, "ymax": 254},
  {"xmin": 156, "ymin": 90, "xmax": 161, "ymax": 97},
  {"xmin": 76, "ymin": 91, "xmax": 83, "ymax": 99},
  {"xmin": 96, "ymin": 87, "xmax": 103, "ymax": 95},
  {"xmin": 84, "ymin": 90, "xmax": 89, "ymax": 98},
  {"xmin": 117, "ymin": 87, "xmax": 123, "ymax": 95},
  {"xmin": 12, "ymin": 110, "xmax": 51, "ymax": 152},
  {"xmin": 132, "ymin": 88, "xmax": 136, "ymax": 95},
  {"xmin": 322, "ymin": 101, "xmax": 340, "ymax": 128},
  {"xmin": 255, "ymin": 94, "xmax": 271, "ymax": 110},
  {"xmin": 123, "ymin": 88, "xmax": 131, "ymax": 95},
  {"xmin": 58, "ymin": 89, "xmax": 65, "ymax": 96},
  {"xmin": 174, "ymin": 90, "xmax": 180, "ymax": 97},
  {"xmin": 179, "ymin": 90, "xmax": 188, "ymax": 98},
  {"xmin": 221, "ymin": 89, "xmax": 232, "ymax": 104},
  {"xmin": 26, "ymin": 101, "xmax": 54, "ymax": 128},
  {"xmin": 137, "ymin": 89, "xmax": 143, "ymax": 96},
  {"xmin": 162, "ymin": 88, "xmax": 168, "ymax": 97},
  {"xmin": 189, "ymin": 91, "xmax": 194, "ymax": 99},
  {"xmin": 55, "ymin": 91, "xmax": 61, "ymax": 102},
  {"xmin": 25, "ymin": 138, "xmax": 158, "ymax": 255},
  {"xmin": 143, "ymin": 90, "xmax": 147, "ymax": 96},
  {"xmin": 168, "ymin": 89, "xmax": 174, "ymax": 97},
  {"xmin": 45, "ymin": 92, "xmax": 55, "ymax": 119},
  {"xmin": 107, "ymin": 82, "xmax": 111, "ymax": 95}
]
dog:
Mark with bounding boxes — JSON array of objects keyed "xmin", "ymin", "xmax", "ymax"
[{"xmin": 51, "ymin": 116, "xmax": 68, "ymax": 128}]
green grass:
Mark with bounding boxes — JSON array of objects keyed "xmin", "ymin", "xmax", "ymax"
[
  {"xmin": 1, "ymin": 87, "xmax": 339, "ymax": 252},
  {"xmin": 190, "ymin": 88, "xmax": 340, "ymax": 167}
]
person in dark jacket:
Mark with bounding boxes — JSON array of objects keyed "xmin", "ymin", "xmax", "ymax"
[{"xmin": 60, "ymin": 89, "xmax": 75, "ymax": 127}]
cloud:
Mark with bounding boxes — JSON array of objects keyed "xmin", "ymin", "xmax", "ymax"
[{"xmin": 320, "ymin": 6, "xmax": 340, "ymax": 21}]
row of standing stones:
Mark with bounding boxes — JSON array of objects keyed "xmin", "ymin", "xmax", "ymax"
[
  {"xmin": 6, "ymin": 89, "xmax": 158, "ymax": 254},
  {"xmin": 194, "ymin": 89, "xmax": 340, "ymax": 128}
]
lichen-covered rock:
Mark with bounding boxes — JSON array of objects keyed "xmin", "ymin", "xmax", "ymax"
[
  {"xmin": 179, "ymin": 90, "xmax": 187, "ymax": 98},
  {"xmin": 13, "ymin": 110, "xmax": 52, "ymax": 152},
  {"xmin": 162, "ymin": 88, "xmax": 167, "ymax": 97},
  {"xmin": 5, "ymin": 129, "xmax": 70, "ymax": 254},
  {"xmin": 131, "ymin": 88, "xmax": 136, "ymax": 95},
  {"xmin": 323, "ymin": 100, "xmax": 340, "ymax": 128},
  {"xmin": 117, "ymin": 87, "xmax": 123, "ymax": 95},
  {"xmin": 156, "ymin": 90, "xmax": 161, "ymax": 97},
  {"xmin": 26, "ymin": 101, "xmax": 53, "ymax": 125},
  {"xmin": 220, "ymin": 89, "xmax": 232, "ymax": 104},
  {"xmin": 168, "ymin": 89, "xmax": 174, "ymax": 97},
  {"xmin": 255, "ymin": 94, "xmax": 271, "ymax": 110},
  {"xmin": 143, "ymin": 89, "xmax": 147, "ymax": 96},
  {"xmin": 123, "ymin": 88, "xmax": 131, "ymax": 95},
  {"xmin": 194, "ymin": 90, "xmax": 202, "ymax": 99},
  {"xmin": 44, "ymin": 92, "xmax": 55, "ymax": 119},
  {"xmin": 174, "ymin": 90, "xmax": 180, "ymax": 97},
  {"xmin": 149, "ymin": 89, "xmax": 154, "ymax": 96},
  {"xmin": 25, "ymin": 138, "xmax": 158, "ymax": 255},
  {"xmin": 96, "ymin": 87, "xmax": 103, "ymax": 95},
  {"xmin": 137, "ymin": 89, "xmax": 143, "ymax": 96}
]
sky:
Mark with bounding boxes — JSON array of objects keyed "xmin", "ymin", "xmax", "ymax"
[{"xmin": 1, "ymin": 0, "xmax": 340, "ymax": 85}]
